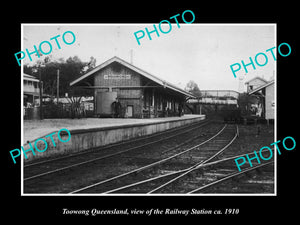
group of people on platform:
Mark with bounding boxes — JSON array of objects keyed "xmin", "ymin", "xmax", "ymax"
[
  {"xmin": 111, "ymin": 98, "xmax": 184, "ymax": 118},
  {"xmin": 162, "ymin": 104, "xmax": 183, "ymax": 117}
]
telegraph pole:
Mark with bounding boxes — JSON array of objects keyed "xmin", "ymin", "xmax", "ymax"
[
  {"xmin": 37, "ymin": 50, "xmax": 44, "ymax": 120},
  {"xmin": 57, "ymin": 69, "xmax": 60, "ymax": 104},
  {"xmin": 39, "ymin": 66, "xmax": 43, "ymax": 120}
]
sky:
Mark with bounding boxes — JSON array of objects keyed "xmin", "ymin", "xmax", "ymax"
[{"xmin": 22, "ymin": 24, "xmax": 276, "ymax": 92}]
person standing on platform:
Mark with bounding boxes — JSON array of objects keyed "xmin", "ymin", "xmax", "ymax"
[
  {"xmin": 112, "ymin": 98, "xmax": 122, "ymax": 118},
  {"xmin": 178, "ymin": 103, "xmax": 183, "ymax": 117}
]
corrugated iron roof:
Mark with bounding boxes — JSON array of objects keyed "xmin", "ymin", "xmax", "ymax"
[
  {"xmin": 248, "ymin": 80, "xmax": 275, "ymax": 95},
  {"xmin": 23, "ymin": 73, "xmax": 39, "ymax": 82}
]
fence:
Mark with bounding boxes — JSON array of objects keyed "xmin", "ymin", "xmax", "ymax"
[{"xmin": 24, "ymin": 103, "xmax": 94, "ymax": 120}]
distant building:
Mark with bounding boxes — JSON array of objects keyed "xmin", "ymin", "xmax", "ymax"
[
  {"xmin": 70, "ymin": 56, "xmax": 194, "ymax": 118},
  {"xmin": 246, "ymin": 77, "xmax": 275, "ymax": 120},
  {"xmin": 23, "ymin": 73, "xmax": 40, "ymax": 107},
  {"xmin": 245, "ymin": 76, "xmax": 268, "ymax": 93}
]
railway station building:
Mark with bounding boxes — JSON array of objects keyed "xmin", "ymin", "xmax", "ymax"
[
  {"xmin": 70, "ymin": 56, "xmax": 195, "ymax": 118},
  {"xmin": 245, "ymin": 76, "xmax": 275, "ymax": 121}
]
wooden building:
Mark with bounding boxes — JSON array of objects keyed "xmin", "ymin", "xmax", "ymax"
[
  {"xmin": 245, "ymin": 76, "xmax": 268, "ymax": 93},
  {"xmin": 23, "ymin": 73, "xmax": 40, "ymax": 107},
  {"xmin": 248, "ymin": 79, "xmax": 275, "ymax": 120},
  {"xmin": 70, "ymin": 56, "xmax": 195, "ymax": 118}
]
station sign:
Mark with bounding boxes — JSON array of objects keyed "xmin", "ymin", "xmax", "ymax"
[{"xmin": 104, "ymin": 74, "xmax": 131, "ymax": 80}]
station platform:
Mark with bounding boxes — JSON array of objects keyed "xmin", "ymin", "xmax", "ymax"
[{"xmin": 23, "ymin": 114, "xmax": 206, "ymax": 162}]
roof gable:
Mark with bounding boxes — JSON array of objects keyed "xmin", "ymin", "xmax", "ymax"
[
  {"xmin": 248, "ymin": 80, "xmax": 274, "ymax": 94},
  {"xmin": 70, "ymin": 56, "xmax": 194, "ymax": 98}
]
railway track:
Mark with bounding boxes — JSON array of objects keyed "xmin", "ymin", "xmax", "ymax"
[
  {"xmin": 152, "ymin": 152, "xmax": 273, "ymax": 194},
  {"xmin": 99, "ymin": 129, "xmax": 274, "ymax": 194},
  {"xmin": 24, "ymin": 121, "xmax": 274, "ymax": 194},
  {"xmin": 98, "ymin": 152, "xmax": 273, "ymax": 194},
  {"xmin": 187, "ymin": 161, "xmax": 274, "ymax": 194},
  {"xmin": 24, "ymin": 119, "xmax": 212, "ymax": 180},
  {"xmin": 70, "ymin": 124, "xmax": 238, "ymax": 194},
  {"xmin": 24, "ymin": 119, "xmax": 226, "ymax": 193}
]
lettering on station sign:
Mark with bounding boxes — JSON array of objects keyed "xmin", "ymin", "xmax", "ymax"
[{"xmin": 104, "ymin": 74, "xmax": 131, "ymax": 79}]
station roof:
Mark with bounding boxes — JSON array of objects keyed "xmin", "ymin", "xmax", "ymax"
[
  {"xmin": 70, "ymin": 56, "xmax": 195, "ymax": 98},
  {"xmin": 23, "ymin": 73, "xmax": 39, "ymax": 82}
]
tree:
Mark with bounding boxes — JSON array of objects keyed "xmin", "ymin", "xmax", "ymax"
[
  {"xmin": 237, "ymin": 92, "xmax": 259, "ymax": 116},
  {"xmin": 87, "ymin": 56, "xmax": 96, "ymax": 71},
  {"xmin": 23, "ymin": 56, "xmax": 95, "ymax": 118},
  {"xmin": 185, "ymin": 80, "xmax": 201, "ymax": 97},
  {"xmin": 23, "ymin": 55, "xmax": 94, "ymax": 97}
]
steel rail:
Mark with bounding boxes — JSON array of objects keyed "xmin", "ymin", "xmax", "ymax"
[
  {"xmin": 107, "ymin": 140, "xmax": 274, "ymax": 194},
  {"xmin": 25, "ymin": 119, "xmax": 210, "ymax": 168},
  {"xmin": 69, "ymin": 124, "xmax": 228, "ymax": 194},
  {"xmin": 187, "ymin": 161, "xmax": 274, "ymax": 194},
  {"xmin": 105, "ymin": 135, "xmax": 275, "ymax": 194},
  {"xmin": 148, "ymin": 125, "xmax": 238, "ymax": 193},
  {"xmin": 24, "ymin": 120, "xmax": 212, "ymax": 181},
  {"xmin": 199, "ymin": 148, "xmax": 275, "ymax": 168}
]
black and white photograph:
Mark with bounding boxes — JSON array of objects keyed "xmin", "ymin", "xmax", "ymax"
[
  {"xmin": 4, "ymin": 5, "xmax": 298, "ymax": 221},
  {"xmin": 21, "ymin": 24, "xmax": 276, "ymax": 195}
]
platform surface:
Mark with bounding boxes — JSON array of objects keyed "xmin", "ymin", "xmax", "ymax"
[{"xmin": 23, "ymin": 114, "xmax": 205, "ymax": 144}]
